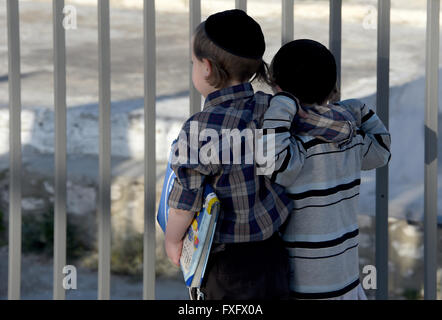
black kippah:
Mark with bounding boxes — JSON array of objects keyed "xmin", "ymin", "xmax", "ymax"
[
  {"xmin": 271, "ymin": 39, "xmax": 337, "ymax": 104},
  {"xmin": 204, "ymin": 9, "xmax": 265, "ymax": 59}
]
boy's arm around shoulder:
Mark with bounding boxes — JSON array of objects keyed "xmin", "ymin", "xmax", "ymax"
[
  {"xmin": 258, "ymin": 93, "xmax": 306, "ymax": 187},
  {"xmin": 270, "ymin": 92, "xmax": 356, "ymax": 145},
  {"xmin": 296, "ymin": 103, "xmax": 356, "ymax": 145},
  {"xmin": 339, "ymin": 99, "xmax": 391, "ymax": 170}
]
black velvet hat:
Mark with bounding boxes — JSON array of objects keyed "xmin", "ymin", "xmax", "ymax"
[
  {"xmin": 204, "ymin": 9, "xmax": 265, "ymax": 59},
  {"xmin": 271, "ymin": 39, "xmax": 337, "ymax": 104}
]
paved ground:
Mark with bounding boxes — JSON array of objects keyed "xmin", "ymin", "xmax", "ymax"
[{"xmin": 0, "ymin": 246, "xmax": 188, "ymax": 300}]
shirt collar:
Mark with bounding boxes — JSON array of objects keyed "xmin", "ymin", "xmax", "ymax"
[{"xmin": 203, "ymin": 83, "xmax": 254, "ymax": 110}]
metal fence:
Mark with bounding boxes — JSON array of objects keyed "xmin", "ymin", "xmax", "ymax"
[{"xmin": 4, "ymin": 0, "xmax": 440, "ymax": 300}]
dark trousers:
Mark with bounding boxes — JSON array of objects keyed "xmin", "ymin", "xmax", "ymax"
[{"xmin": 200, "ymin": 233, "xmax": 290, "ymax": 300}]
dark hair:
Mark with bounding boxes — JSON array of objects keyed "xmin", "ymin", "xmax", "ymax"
[
  {"xmin": 193, "ymin": 22, "xmax": 270, "ymax": 89},
  {"xmin": 270, "ymin": 39, "xmax": 337, "ymax": 105}
]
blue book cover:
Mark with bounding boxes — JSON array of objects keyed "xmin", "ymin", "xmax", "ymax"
[{"xmin": 157, "ymin": 144, "xmax": 220, "ymax": 288}]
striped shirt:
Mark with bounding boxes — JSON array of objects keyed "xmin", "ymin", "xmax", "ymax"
[
  {"xmin": 261, "ymin": 96, "xmax": 391, "ymax": 299},
  {"xmin": 167, "ymin": 83, "xmax": 354, "ymax": 244}
]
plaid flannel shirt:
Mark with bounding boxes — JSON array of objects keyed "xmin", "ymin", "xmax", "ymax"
[
  {"xmin": 293, "ymin": 104, "xmax": 356, "ymax": 145},
  {"xmin": 167, "ymin": 83, "xmax": 355, "ymax": 243},
  {"xmin": 272, "ymin": 92, "xmax": 357, "ymax": 145}
]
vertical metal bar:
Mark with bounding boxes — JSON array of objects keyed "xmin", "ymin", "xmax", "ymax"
[
  {"xmin": 53, "ymin": 0, "xmax": 67, "ymax": 300},
  {"xmin": 282, "ymin": 0, "xmax": 294, "ymax": 45},
  {"xmin": 329, "ymin": 0, "xmax": 342, "ymax": 92},
  {"xmin": 97, "ymin": 0, "xmax": 111, "ymax": 300},
  {"xmin": 6, "ymin": 0, "xmax": 22, "ymax": 301},
  {"xmin": 424, "ymin": 0, "xmax": 439, "ymax": 301},
  {"xmin": 143, "ymin": 0, "xmax": 156, "ymax": 300},
  {"xmin": 375, "ymin": 0, "xmax": 390, "ymax": 300},
  {"xmin": 235, "ymin": 0, "xmax": 247, "ymax": 12},
  {"xmin": 189, "ymin": 0, "xmax": 201, "ymax": 115}
]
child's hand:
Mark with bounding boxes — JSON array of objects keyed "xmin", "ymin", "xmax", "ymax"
[
  {"xmin": 164, "ymin": 207, "xmax": 195, "ymax": 267},
  {"xmin": 165, "ymin": 237, "xmax": 183, "ymax": 267}
]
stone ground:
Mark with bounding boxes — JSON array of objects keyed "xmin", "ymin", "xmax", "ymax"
[
  {"xmin": 0, "ymin": 0, "xmax": 442, "ymax": 300},
  {"xmin": 0, "ymin": 246, "xmax": 188, "ymax": 300}
]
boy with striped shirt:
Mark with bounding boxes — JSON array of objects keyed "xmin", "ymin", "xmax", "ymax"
[{"xmin": 261, "ymin": 39, "xmax": 391, "ymax": 299}]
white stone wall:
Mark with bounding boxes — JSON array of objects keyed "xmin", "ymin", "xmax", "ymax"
[{"xmin": 0, "ymin": 97, "xmax": 186, "ymax": 162}]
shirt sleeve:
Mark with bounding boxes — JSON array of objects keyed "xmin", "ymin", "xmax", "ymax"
[
  {"xmin": 167, "ymin": 118, "xmax": 220, "ymax": 212},
  {"xmin": 294, "ymin": 103, "xmax": 356, "ymax": 145},
  {"xmin": 271, "ymin": 92, "xmax": 356, "ymax": 145},
  {"xmin": 339, "ymin": 99, "xmax": 391, "ymax": 170},
  {"xmin": 258, "ymin": 94, "xmax": 306, "ymax": 186}
]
